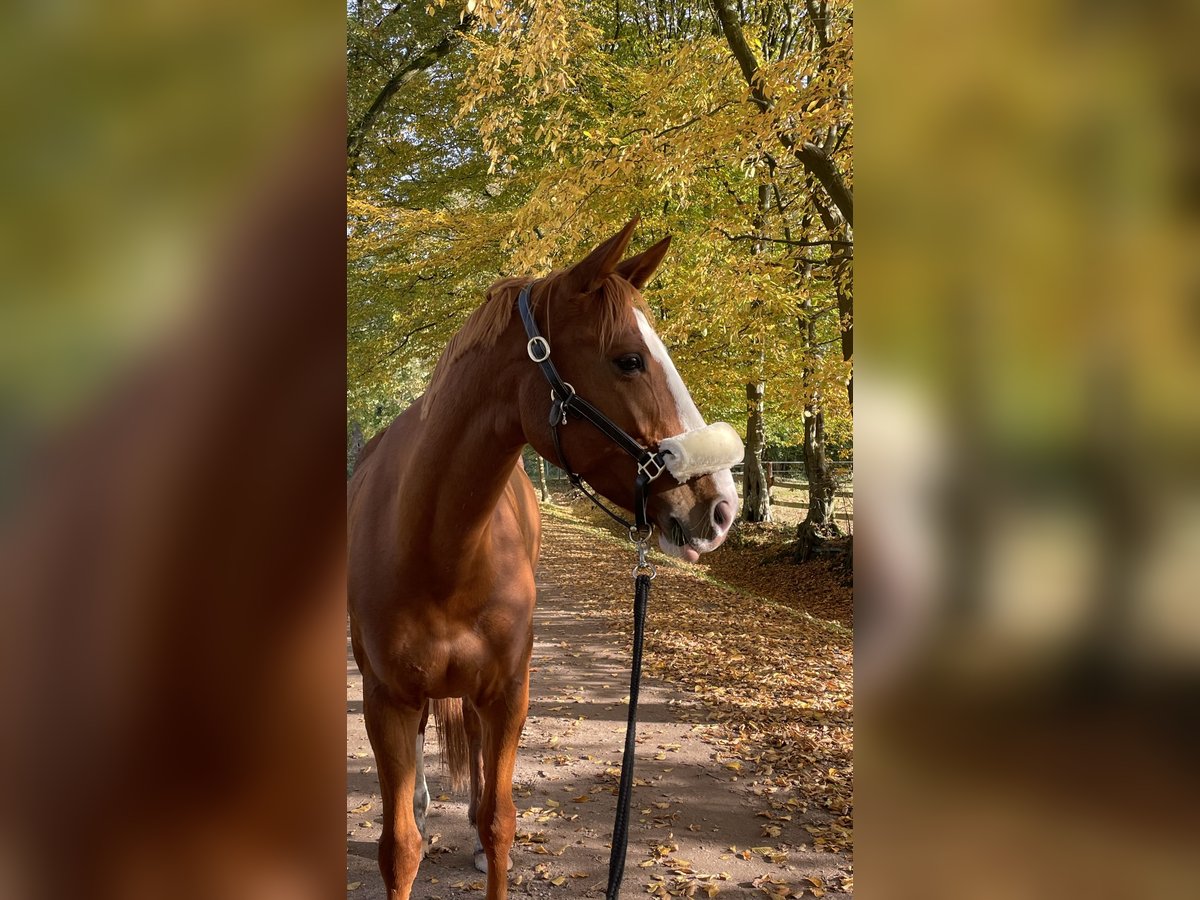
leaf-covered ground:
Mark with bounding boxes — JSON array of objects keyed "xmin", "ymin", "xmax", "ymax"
[
  {"xmin": 347, "ymin": 504, "xmax": 853, "ymax": 898},
  {"xmin": 699, "ymin": 524, "xmax": 852, "ymax": 627}
]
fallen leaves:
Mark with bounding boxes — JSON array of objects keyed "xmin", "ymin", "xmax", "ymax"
[
  {"xmin": 644, "ymin": 868, "xmax": 729, "ymax": 897},
  {"xmin": 539, "ymin": 505, "xmax": 854, "ymax": 861}
]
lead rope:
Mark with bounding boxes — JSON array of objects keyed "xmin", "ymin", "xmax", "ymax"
[{"xmin": 605, "ymin": 542, "xmax": 655, "ymax": 899}]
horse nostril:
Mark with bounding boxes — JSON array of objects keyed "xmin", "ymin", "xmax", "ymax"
[{"xmin": 712, "ymin": 500, "xmax": 732, "ymax": 530}]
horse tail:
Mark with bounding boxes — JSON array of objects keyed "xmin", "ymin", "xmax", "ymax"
[{"xmin": 429, "ymin": 697, "xmax": 470, "ymax": 793}]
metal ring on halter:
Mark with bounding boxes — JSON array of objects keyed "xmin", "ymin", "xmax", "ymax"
[
  {"xmin": 527, "ymin": 335, "xmax": 551, "ymax": 362},
  {"xmin": 628, "ymin": 524, "xmax": 652, "ymax": 544},
  {"xmin": 631, "ymin": 561, "xmax": 657, "ymax": 579},
  {"xmin": 550, "ymin": 382, "xmax": 575, "ymax": 402}
]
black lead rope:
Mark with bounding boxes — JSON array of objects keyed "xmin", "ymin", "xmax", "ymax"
[
  {"xmin": 605, "ymin": 571, "xmax": 651, "ymax": 900},
  {"xmin": 516, "ymin": 279, "xmax": 664, "ymax": 899}
]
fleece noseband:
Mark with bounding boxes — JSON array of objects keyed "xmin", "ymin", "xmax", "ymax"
[{"xmin": 517, "ymin": 282, "xmax": 743, "ymax": 539}]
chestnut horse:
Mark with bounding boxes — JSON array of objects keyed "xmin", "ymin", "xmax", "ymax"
[{"xmin": 348, "ymin": 220, "xmax": 741, "ymax": 900}]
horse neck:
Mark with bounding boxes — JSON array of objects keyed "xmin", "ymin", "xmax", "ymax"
[{"xmin": 403, "ymin": 342, "xmax": 529, "ymax": 570}]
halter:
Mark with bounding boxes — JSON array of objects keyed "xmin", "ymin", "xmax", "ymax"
[
  {"xmin": 517, "ymin": 282, "xmax": 667, "ymax": 541},
  {"xmin": 517, "ymin": 277, "xmax": 743, "ymax": 900},
  {"xmin": 518, "ymin": 279, "xmax": 659, "ymax": 900}
]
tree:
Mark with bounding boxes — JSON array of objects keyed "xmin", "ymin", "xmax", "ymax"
[
  {"xmin": 346, "ymin": 0, "xmax": 854, "ymax": 529},
  {"xmin": 348, "ymin": 419, "xmax": 366, "ymax": 477}
]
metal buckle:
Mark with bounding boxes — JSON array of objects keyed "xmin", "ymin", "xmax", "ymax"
[
  {"xmin": 527, "ymin": 335, "xmax": 551, "ymax": 363},
  {"xmin": 637, "ymin": 454, "xmax": 666, "ymax": 483},
  {"xmin": 631, "ymin": 538, "xmax": 657, "ymax": 580}
]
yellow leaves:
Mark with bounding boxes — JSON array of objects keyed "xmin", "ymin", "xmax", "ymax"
[
  {"xmin": 802, "ymin": 876, "xmax": 827, "ymax": 897},
  {"xmin": 531, "ymin": 860, "xmax": 574, "ymax": 887},
  {"xmin": 350, "ymin": 0, "xmax": 853, "ymax": 431},
  {"xmin": 349, "ymin": 801, "xmax": 372, "ymax": 814},
  {"xmin": 645, "ymin": 868, "xmax": 729, "ymax": 898}
]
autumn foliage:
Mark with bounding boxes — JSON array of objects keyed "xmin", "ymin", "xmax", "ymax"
[{"xmin": 347, "ymin": 0, "xmax": 852, "ymax": 454}]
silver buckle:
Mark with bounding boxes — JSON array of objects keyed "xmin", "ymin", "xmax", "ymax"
[{"xmin": 527, "ymin": 336, "xmax": 551, "ymax": 363}]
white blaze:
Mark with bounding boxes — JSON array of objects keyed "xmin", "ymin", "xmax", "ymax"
[{"xmin": 633, "ymin": 309, "xmax": 706, "ymax": 432}]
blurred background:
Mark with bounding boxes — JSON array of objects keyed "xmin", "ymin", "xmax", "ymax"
[
  {"xmin": 0, "ymin": 2, "xmax": 347, "ymax": 898},
  {"xmin": 857, "ymin": 1, "xmax": 1200, "ymax": 897}
]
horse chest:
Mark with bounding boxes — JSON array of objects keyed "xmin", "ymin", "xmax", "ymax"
[{"xmin": 379, "ymin": 592, "xmax": 533, "ymax": 704}]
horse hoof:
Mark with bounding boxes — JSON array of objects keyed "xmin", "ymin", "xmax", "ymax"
[{"xmin": 473, "ymin": 851, "xmax": 513, "ymax": 873}]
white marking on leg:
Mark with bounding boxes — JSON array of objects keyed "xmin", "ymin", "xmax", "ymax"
[
  {"xmin": 474, "ymin": 833, "xmax": 487, "ymax": 873},
  {"xmin": 634, "ymin": 309, "xmax": 706, "ymax": 432},
  {"xmin": 473, "ymin": 836, "xmax": 512, "ymax": 874},
  {"xmin": 412, "ymin": 732, "xmax": 429, "ymax": 836}
]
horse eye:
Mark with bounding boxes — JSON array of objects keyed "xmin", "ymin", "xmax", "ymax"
[{"xmin": 614, "ymin": 353, "xmax": 644, "ymax": 374}]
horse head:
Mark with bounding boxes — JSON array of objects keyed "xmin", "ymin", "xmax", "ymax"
[{"xmin": 520, "ymin": 219, "xmax": 743, "ymax": 561}]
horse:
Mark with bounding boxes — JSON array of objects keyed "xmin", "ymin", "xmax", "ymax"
[{"xmin": 347, "ymin": 219, "xmax": 743, "ymax": 900}]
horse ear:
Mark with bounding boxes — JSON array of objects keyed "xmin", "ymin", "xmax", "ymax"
[
  {"xmin": 614, "ymin": 235, "xmax": 672, "ymax": 290},
  {"xmin": 562, "ymin": 217, "xmax": 639, "ymax": 294}
]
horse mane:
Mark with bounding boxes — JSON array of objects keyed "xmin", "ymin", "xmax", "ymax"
[{"xmin": 421, "ymin": 270, "xmax": 648, "ymax": 416}]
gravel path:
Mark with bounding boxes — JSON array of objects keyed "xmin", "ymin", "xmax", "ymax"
[{"xmin": 347, "ymin": 559, "xmax": 851, "ymax": 898}]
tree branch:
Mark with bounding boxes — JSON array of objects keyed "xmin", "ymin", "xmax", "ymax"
[
  {"xmin": 717, "ymin": 228, "xmax": 851, "ymax": 248},
  {"xmin": 354, "ymin": 318, "xmax": 446, "ymax": 381},
  {"xmin": 708, "ymin": 0, "xmax": 853, "ymax": 226},
  {"xmin": 347, "ymin": 14, "xmax": 478, "ymax": 174}
]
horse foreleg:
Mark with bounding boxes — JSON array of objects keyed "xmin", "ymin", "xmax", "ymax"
[
  {"xmin": 476, "ymin": 678, "xmax": 529, "ymax": 900},
  {"xmin": 463, "ymin": 701, "xmax": 493, "ymax": 873},
  {"xmin": 413, "ymin": 701, "xmax": 431, "ymax": 846},
  {"xmin": 363, "ymin": 680, "xmax": 424, "ymax": 900}
]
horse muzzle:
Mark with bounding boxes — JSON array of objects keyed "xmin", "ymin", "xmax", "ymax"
[
  {"xmin": 651, "ymin": 426, "xmax": 742, "ymax": 562},
  {"xmin": 658, "ymin": 422, "xmax": 744, "ymax": 483}
]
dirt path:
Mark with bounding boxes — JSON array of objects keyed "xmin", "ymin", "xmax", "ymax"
[{"xmin": 348, "ymin": 516, "xmax": 852, "ymax": 899}]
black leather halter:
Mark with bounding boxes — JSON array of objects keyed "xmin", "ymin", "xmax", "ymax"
[{"xmin": 517, "ymin": 282, "xmax": 668, "ymax": 538}]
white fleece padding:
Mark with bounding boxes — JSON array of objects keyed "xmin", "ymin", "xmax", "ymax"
[{"xmin": 659, "ymin": 422, "xmax": 744, "ymax": 482}]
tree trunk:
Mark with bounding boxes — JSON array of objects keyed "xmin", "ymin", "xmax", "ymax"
[
  {"xmin": 741, "ymin": 382, "xmax": 772, "ymax": 523},
  {"xmin": 537, "ymin": 456, "xmax": 550, "ymax": 503},
  {"xmin": 802, "ymin": 405, "xmax": 838, "ymax": 530},
  {"xmin": 348, "ymin": 420, "xmax": 366, "ymax": 478}
]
